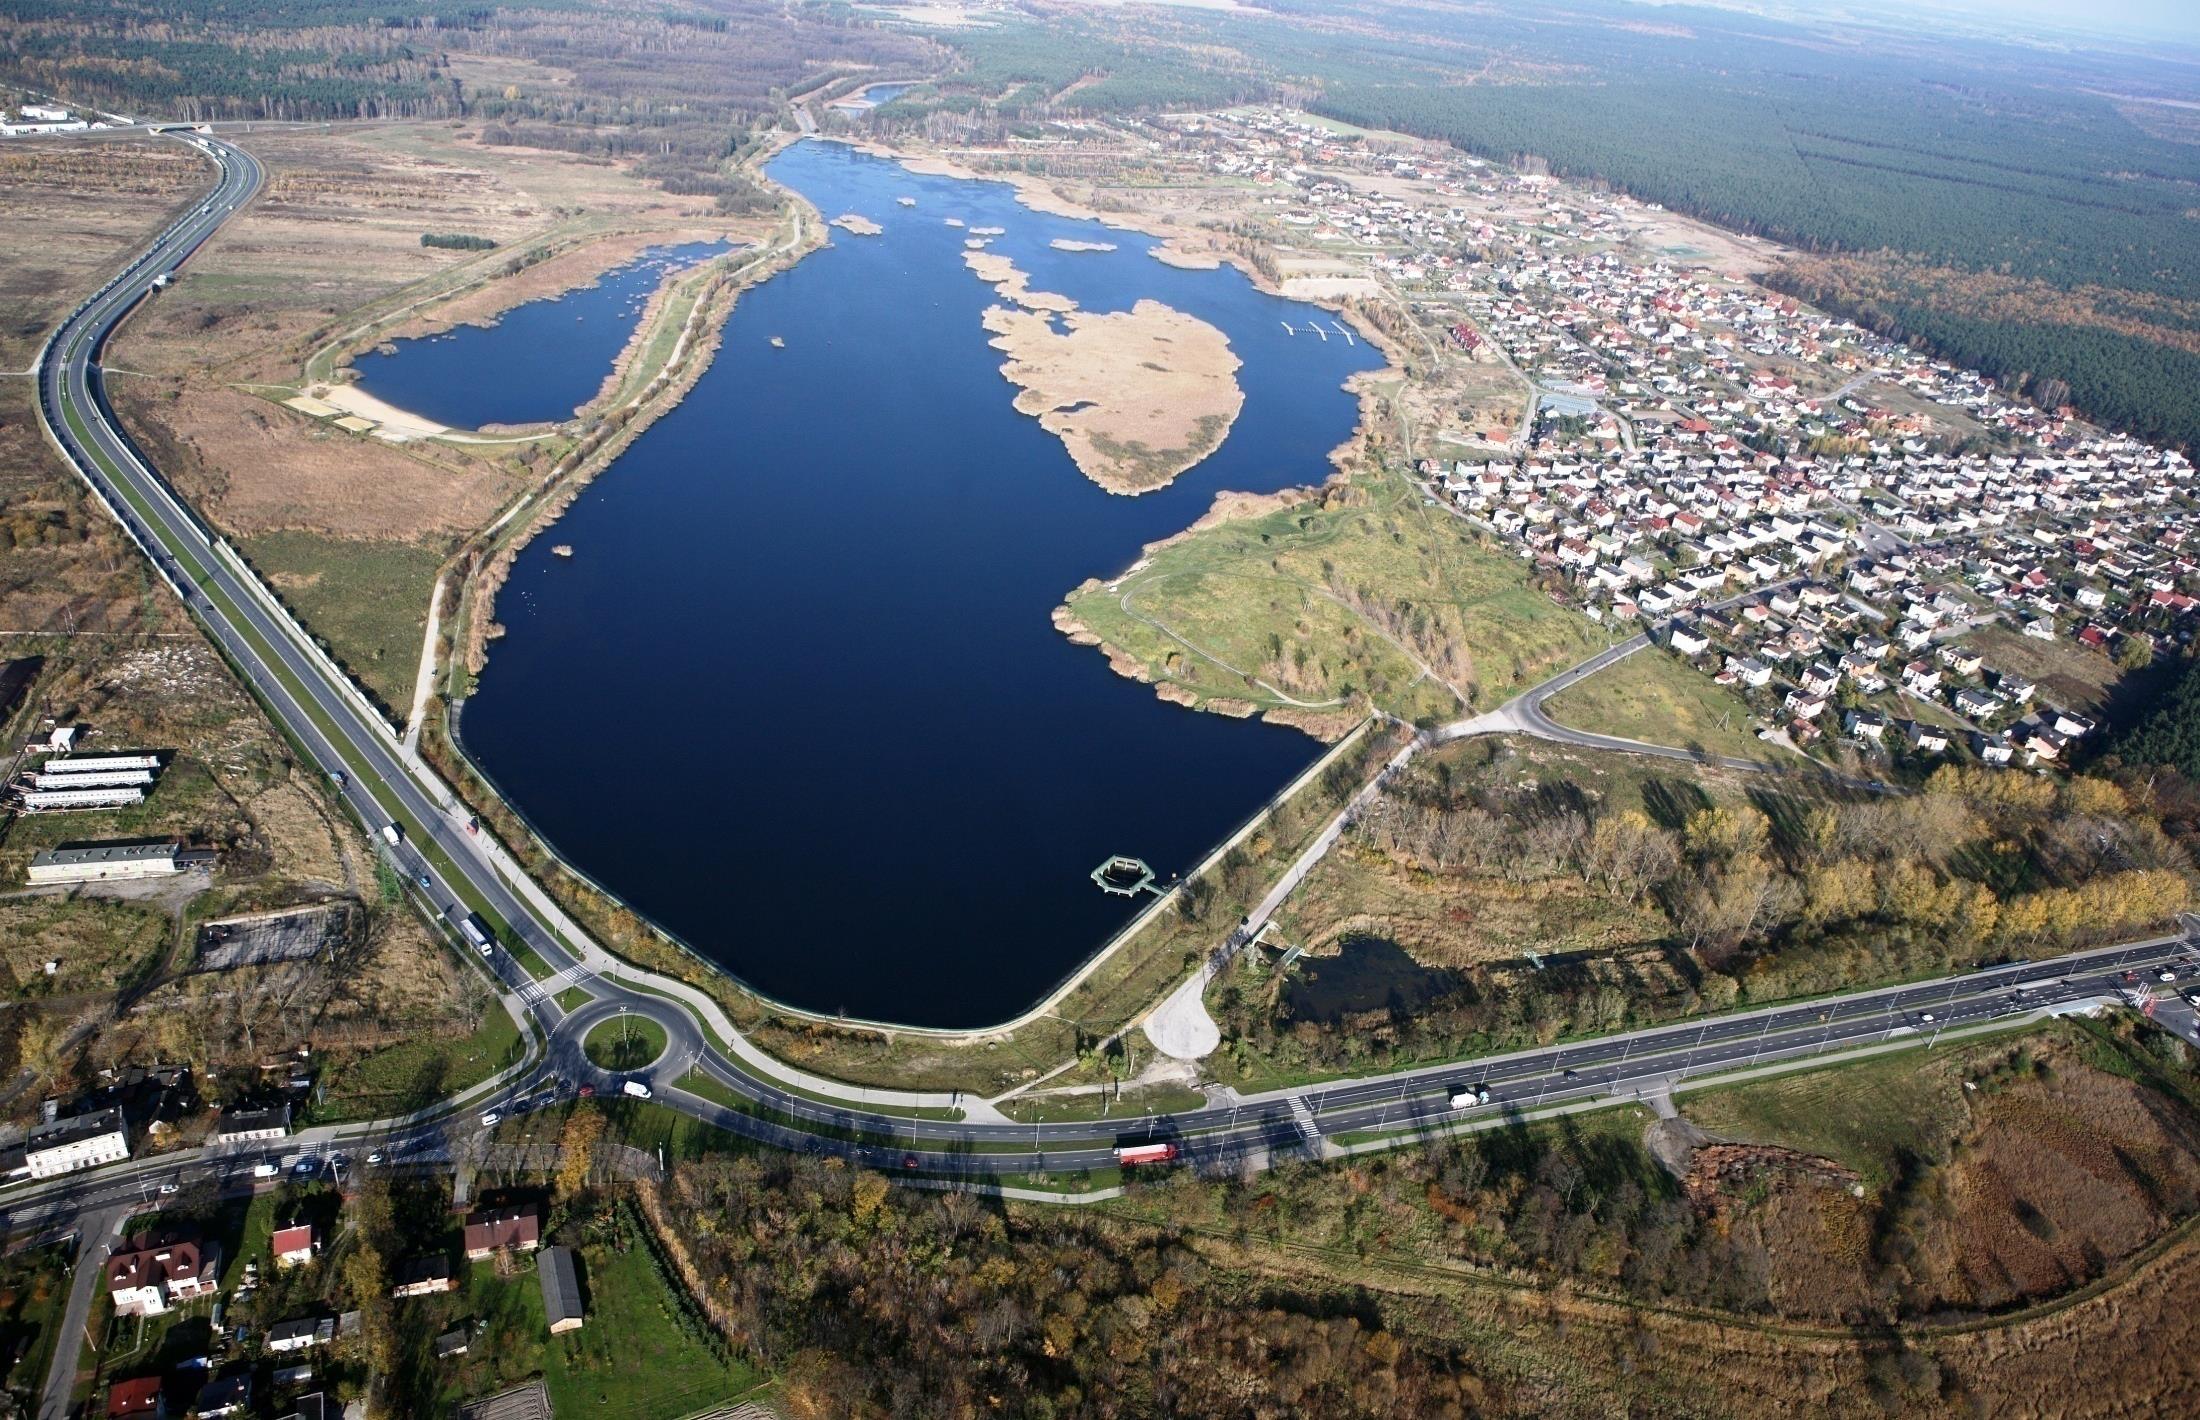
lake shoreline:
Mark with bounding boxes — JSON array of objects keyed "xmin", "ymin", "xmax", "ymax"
[
  {"xmin": 338, "ymin": 226, "xmax": 738, "ymax": 428},
  {"xmin": 445, "ymin": 137, "xmax": 1367, "ymax": 1024}
]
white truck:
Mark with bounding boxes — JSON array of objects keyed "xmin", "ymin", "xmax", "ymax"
[
  {"xmin": 381, "ymin": 821, "xmax": 402, "ymax": 847},
  {"xmin": 1449, "ymin": 1084, "xmax": 1492, "ymax": 1109},
  {"xmin": 622, "ymin": 1079, "xmax": 653, "ymax": 1100}
]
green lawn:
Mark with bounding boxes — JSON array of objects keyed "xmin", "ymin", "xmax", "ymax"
[
  {"xmin": 314, "ymin": 1003, "xmax": 523, "ymax": 1122},
  {"xmin": 1064, "ymin": 464, "xmax": 1607, "ymax": 726},
  {"xmin": 409, "ymin": 1206, "xmax": 761, "ymax": 1417},
  {"xmin": 1679, "ymin": 1023, "xmax": 2047, "ymax": 1189},
  {"xmin": 0, "ymin": 1244, "xmax": 71, "ymax": 1398},
  {"xmin": 1543, "ymin": 646, "xmax": 1784, "ymax": 762},
  {"xmin": 583, "ymin": 1014, "xmax": 668, "ymax": 1071},
  {"xmin": 240, "ymin": 531, "xmax": 446, "ymax": 714}
]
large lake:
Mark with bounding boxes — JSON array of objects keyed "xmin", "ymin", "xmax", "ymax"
[
  {"xmin": 452, "ymin": 140, "xmax": 1381, "ymax": 1027},
  {"xmin": 350, "ymin": 241, "xmax": 726, "ymax": 428}
]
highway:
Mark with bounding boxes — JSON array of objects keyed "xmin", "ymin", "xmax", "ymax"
[{"xmin": 16, "ymin": 127, "xmax": 2200, "ymax": 1232}]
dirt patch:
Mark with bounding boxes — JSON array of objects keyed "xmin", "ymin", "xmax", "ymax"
[{"xmin": 1644, "ymin": 1113, "xmax": 1711, "ymax": 1178}]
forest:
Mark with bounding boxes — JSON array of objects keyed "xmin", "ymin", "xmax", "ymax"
[
  {"xmin": 22, "ymin": 0, "xmax": 2199, "ymax": 444},
  {"xmin": 1213, "ymin": 739, "xmax": 2192, "ymax": 1077},
  {"xmin": 644, "ymin": 1153, "xmax": 1493, "ymax": 1419},
  {"xmin": 2113, "ymin": 653, "xmax": 2200, "ymax": 779},
  {"xmin": 0, "ymin": 0, "xmax": 938, "ymax": 200},
  {"xmin": 921, "ymin": 0, "xmax": 2200, "ymax": 450}
]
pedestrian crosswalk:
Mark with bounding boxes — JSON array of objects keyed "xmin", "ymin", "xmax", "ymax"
[{"xmin": 517, "ymin": 962, "xmax": 594, "ymax": 1009}]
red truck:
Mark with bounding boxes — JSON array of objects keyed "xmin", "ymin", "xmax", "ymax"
[{"xmin": 1114, "ymin": 1141, "xmax": 1178, "ymax": 1166}]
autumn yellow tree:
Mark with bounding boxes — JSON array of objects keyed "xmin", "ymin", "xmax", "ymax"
[{"xmin": 556, "ymin": 1104, "xmax": 606, "ymax": 1198}]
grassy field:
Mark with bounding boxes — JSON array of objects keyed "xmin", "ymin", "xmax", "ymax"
[
  {"xmin": 0, "ymin": 894, "xmax": 173, "ymax": 1000},
  {"xmin": 1542, "ymin": 646, "xmax": 1784, "ymax": 762},
  {"xmin": 1680, "ymin": 1026, "xmax": 2014, "ymax": 1190},
  {"xmin": 313, "ymin": 1002, "xmax": 522, "ymax": 1121},
  {"xmin": 409, "ymin": 1220, "xmax": 762, "ymax": 1418},
  {"xmin": 583, "ymin": 1013, "xmax": 668, "ymax": 1071},
  {"xmin": 242, "ymin": 531, "xmax": 445, "ymax": 713},
  {"xmin": 1063, "ymin": 465, "xmax": 1607, "ymax": 728},
  {"xmin": 1962, "ymin": 623, "xmax": 2123, "ymax": 717}
]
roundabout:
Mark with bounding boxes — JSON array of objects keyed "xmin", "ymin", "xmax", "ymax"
[{"xmin": 552, "ymin": 994, "xmax": 704, "ymax": 1090}]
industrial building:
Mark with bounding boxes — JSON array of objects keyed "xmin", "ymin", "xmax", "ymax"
[
  {"xmin": 10, "ymin": 750, "xmax": 166, "ymax": 813},
  {"xmin": 27, "ymin": 841, "xmax": 184, "ymax": 886}
]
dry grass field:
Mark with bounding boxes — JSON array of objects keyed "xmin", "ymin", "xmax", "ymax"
[
  {"xmin": 0, "ymin": 143, "xmax": 496, "ymax": 1124},
  {"xmin": 115, "ymin": 383, "xmax": 514, "ymax": 543},
  {"xmin": 1685, "ymin": 1021, "xmax": 2200, "ymax": 1318},
  {"xmin": 112, "ymin": 122, "xmax": 720, "ymax": 384},
  {"xmin": 0, "ymin": 137, "xmax": 206, "ymax": 367}
]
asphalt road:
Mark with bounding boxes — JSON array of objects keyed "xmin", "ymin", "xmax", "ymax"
[{"xmin": 17, "ymin": 127, "xmax": 2199, "ymax": 1229}]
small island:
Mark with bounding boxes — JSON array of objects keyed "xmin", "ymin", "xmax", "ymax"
[
  {"xmin": 962, "ymin": 250, "xmax": 1077, "ymax": 313},
  {"xmin": 829, "ymin": 212, "xmax": 882, "ymax": 236},
  {"xmin": 983, "ymin": 298, "xmax": 1244, "ymax": 495}
]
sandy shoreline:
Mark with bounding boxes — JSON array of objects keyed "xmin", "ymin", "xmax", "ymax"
[{"xmin": 310, "ymin": 382, "xmax": 450, "ymax": 439}]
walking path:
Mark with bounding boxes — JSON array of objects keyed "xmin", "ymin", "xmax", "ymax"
[{"xmin": 402, "ymin": 572, "xmax": 446, "ymax": 749}]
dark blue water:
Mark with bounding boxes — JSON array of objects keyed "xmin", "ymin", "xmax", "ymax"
[
  {"xmin": 456, "ymin": 141, "xmax": 1381, "ymax": 1027},
  {"xmin": 350, "ymin": 242, "xmax": 726, "ymax": 429}
]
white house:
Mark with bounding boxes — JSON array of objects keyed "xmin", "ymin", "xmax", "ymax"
[{"xmin": 23, "ymin": 1109, "xmax": 128, "ymax": 1178}]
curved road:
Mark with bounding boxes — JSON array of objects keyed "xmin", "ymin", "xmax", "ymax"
[{"xmin": 17, "ymin": 129, "xmax": 2197, "ymax": 1240}]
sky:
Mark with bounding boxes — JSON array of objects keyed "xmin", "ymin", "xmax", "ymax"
[
  {"xmin": 1924, "ymin": 0, "xmax": 2200, "ymax": 42},
  {"xmin": 1644, "ymin": 0, "xmax": 2200, "ymax": 48}
]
